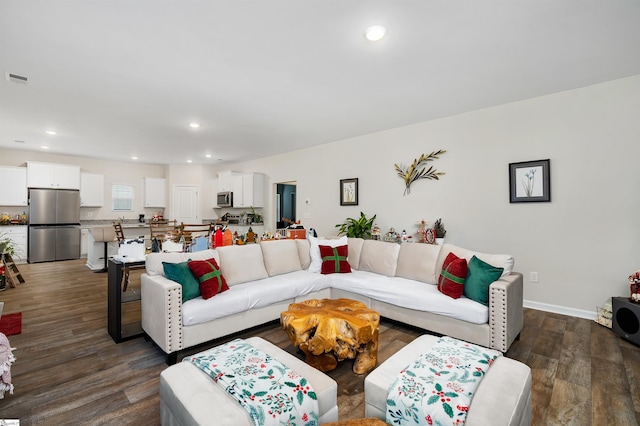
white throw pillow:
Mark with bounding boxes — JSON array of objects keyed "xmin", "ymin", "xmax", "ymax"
[{"xmin": 308, "ymin": 235, "xmax": 348, "ymax": 273}]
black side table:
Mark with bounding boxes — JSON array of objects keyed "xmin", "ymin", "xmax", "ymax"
[{"xmin": 108, "ymin": 258, "xmax": 146, "ymax": 343}]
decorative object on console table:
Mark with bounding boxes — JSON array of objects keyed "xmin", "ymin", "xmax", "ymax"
[
  {"xmin": 282, "ymin": 216, "xmax": 306, "ymax": 239},
  {"xmin": 629, "ymin": 270, "xmax": 640, "ymax": 302},
  {"xmin": 433, "ymin": 218, "xmax": 446, "ymax": 245},
  {"xmin": 335, "ymin": 211, "xmax": 376, "ymax": 239},
  {"xmin": 339, "ymin": 178, "xmax": 358, "ymax": 206},
  {"xmin": 394, "ymin": 149, "xmax": 446, "ymax": 195},
  {"xmin": 509, "ymin": 159, "xmax": 551, "ymax": 203}
]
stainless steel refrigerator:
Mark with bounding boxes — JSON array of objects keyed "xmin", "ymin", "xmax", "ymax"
[{"xmin": 28, "ymin": 189, "xmax": 81, "ymax": 263}]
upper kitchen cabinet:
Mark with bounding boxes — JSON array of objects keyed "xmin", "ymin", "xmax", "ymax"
[
  {"xmin": 232, "ymin": 173, "xmax": 264, "ymax": 208},
  {"xmin": 217, "ymin": 171, "xmax": 241, "ymax": 192},
  {"xmin": 144, "ymin": 177, "xmax": 166, "ymax": 208},
  {"xmin": 27, "ymin": 161, "xmax": 81, "ymax": 189},
  {"xmin": 80, "ymin": 173, "xmax": 104, "ymax": 207},
  {"xmin": 0, "ymin": 166, "xmax": 28, "ymax": 206}
]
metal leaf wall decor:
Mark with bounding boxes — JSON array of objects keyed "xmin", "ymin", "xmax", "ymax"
[{"xmin": 394, "ymin": 149, "xmax": 446, "ymax": 195}]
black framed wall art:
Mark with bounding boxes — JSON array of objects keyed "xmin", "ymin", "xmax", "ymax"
[{"xmin": 509, "ymin": 159, "xmax": 551, "ymax": 203}]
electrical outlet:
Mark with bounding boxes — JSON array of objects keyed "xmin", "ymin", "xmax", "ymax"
[{"xmin": 530, "ymin": 272, "xmax": 539, "ymax": 283}]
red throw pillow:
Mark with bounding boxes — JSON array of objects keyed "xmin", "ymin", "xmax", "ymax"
[
  {"xmin": 319, "ymin": 245, "xmax": 352, "ymax": 274},
  {"xmin": 187, "ymin": 258, "xmax": 229, "ymax": 300},
  {"xmin": 437, "ymin": 252, "xmax": 468, "ymax": 299}
]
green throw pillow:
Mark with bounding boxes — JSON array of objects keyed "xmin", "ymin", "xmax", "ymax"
[
  {"xmin": 163, "ymin": 261, "xmax": 200, "ymax": 302},
  {"xmin": 464, "ymin": 255, "xmax": 504, "ymax": 306}
]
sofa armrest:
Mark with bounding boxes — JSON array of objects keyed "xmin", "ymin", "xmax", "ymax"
[
  {"xmin": 141, "ymin": 273, "xmax": 183, "ymax": 355},
  {"xmin": 488, "ymin": 272, "xmax": 524, "ymax": 352}
]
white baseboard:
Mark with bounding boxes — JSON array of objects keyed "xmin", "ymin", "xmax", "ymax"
[{"xmin": 524, "ymin": 299, "xmax": 596, "ymax": 320}]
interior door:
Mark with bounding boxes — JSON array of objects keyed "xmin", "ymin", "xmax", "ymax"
[{"xmin": 172, "ymin": 185, "xmax": 199, "ymax": 224}]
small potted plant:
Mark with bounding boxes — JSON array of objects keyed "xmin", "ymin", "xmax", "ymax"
[
  {"xmin": 433, "ymin": 218, "xmax": 446, "ymax": 245},
  {"xmin": 0, "ymin": 232, "xmax": 16, "ymax": 257}
]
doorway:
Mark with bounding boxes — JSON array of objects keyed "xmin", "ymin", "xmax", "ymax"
[
  {"xmin": 276, "ymin": 182, "xmax": 296, "ymax": 229},
  {"xmin": 172, "ymin": 185, "xmax": 199, "ymax": 224}
]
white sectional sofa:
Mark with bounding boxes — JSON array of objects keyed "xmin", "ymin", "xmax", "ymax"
[{"xmin": 140, "ymin": 238, "xmax": 523, "ymax": 364}]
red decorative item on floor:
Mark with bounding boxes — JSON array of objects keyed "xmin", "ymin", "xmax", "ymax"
[{"xmin": 0, "ymin": 313, "xmax": 22, "ymax": 336}]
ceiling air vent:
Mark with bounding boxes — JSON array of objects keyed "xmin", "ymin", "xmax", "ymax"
[{"xmin": 5, "ymin": 72, "xmax": 28, "ymax": 84}]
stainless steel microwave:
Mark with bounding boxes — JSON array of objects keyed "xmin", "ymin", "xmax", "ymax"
[{"xmin": 217, "ymin": 191, "xmax": 233, "ymax": 207}]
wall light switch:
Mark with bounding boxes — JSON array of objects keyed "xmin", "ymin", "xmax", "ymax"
[{"xmin": 530, "ymin": 272, "xmax": 539, "ymax": 283}]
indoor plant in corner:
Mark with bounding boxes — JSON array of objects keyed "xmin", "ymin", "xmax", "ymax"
[
  {"xmin": 0, "ymin": 232, "xmax": 17, "ymax": 257},
  {"xmin": 335, "ymin": 212, "xmax": 377, "ymax": 239}
]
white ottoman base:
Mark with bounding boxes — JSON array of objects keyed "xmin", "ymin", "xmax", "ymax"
[
  {"xmin": 160, "ymin": 337, "xmax": 339, "ymax": 426},
  {"xmin": 365, "ymin": 335, "xmax": 532, "ymax": 426}
]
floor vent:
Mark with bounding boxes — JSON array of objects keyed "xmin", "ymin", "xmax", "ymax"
[{"xmin": 5, "ymin": 72, "xmax": 28, "ymax": 84}]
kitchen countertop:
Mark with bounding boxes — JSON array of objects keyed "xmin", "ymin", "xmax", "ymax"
[{"xmin": 80, "ymin": 221, "xmax": 152, "ymax": 229}]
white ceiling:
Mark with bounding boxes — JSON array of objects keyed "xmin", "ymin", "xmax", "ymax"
[{"xmin": 1, "ymin": 1, "xmax": 640, "ymax": 165}]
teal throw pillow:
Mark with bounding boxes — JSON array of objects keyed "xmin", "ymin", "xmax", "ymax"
[
  {"xmin": 464, "ymin": 255, "xmax": 504, "ymax": 306},
  {"xmin": 163, "ymin": 261, "xmax": 200, "ymax": 302}
]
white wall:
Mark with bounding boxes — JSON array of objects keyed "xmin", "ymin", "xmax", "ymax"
[
  {"xmin": 219, "ymin": 75, "xmax": 640, "ymax": 316},
  {"xmin": 2, "ymin": 75, "xmax": 638, "ymax": 316}
]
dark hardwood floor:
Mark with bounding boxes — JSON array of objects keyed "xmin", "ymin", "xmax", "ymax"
[{"xmin": 0, "ymin": 259, "xmax": 638, "ymax": 425}]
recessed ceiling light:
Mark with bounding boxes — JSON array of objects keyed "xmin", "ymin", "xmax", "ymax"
[
  {"xmin": 205, "ymin": 154, "xmax": 212, "ymax": 158},
  {"xmin": 45, "ymin": 130, "xmax": 57, "ymax": 135},
  {"xmin": 189, "ymin": 122, "xmax": 200, "ymax": 128},
  {"xmin": 365, "ymin": 25, "xmax": 387, "ymax": 41},
  {"xmin": 131, "ymin": 156, "xmax": 138, "ymax": 160},
  {"xmin": 187, "ymin": 160, "xmax": 193, "ymax": 163},
  {"xmin": 41, "ymin": 146, "xmax": 49, "ymax": 149}
]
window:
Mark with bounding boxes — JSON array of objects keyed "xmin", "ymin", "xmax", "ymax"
[{"xmin": 112, "ymin": 184, "xmax": 134, "ymax": 211}]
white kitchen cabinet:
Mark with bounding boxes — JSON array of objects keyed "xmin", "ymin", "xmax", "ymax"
[
  {"xmin": 217, "ymin": 171, "xmax": 241, "ymax": 192},
  {"xmin": 232, "ymin": 173, "xmax": 264, "ymax": 208},
  {"xmin": 0, "ymin": 225, "xmax": 27, "ymax": 263},
  {"xmin": 144, "ymin": 177, "xmax": 166, "ymax": 208},
  {"xmin": 80, "ymin": 228, "xmax": 89, "ymax": 257},
  {"xmin": 27, "ymin": 161, "xmax": 81, "ymax": 189},
  {"xmin": 80, "ymin": 173, "xmax": 105, "ymax": 207},
  {"xmin": 0, "ymin": 166, "xmax": 28, "ymax": 206}
]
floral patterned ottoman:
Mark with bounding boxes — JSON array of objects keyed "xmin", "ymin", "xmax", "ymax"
[
  {"xmin": 364, "ymin": 335, "xmax": 532, "ymax": 426},
  {"xmin": 159, "ymin": 337, "xmax": 338, "ymax": 425}
]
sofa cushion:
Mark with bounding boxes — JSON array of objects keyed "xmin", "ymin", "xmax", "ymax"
[
  {"xmin": 347, "ymin": 238, "xmax": 364, "ymax": 270},
  {"xmin": 358, "ymin": 240, "xmax": 400, "ymax": 277},
  {"xmin": 295, "ymin": 239, "xmax": 311, "ymax": 269},
  {"xmin": 188, "ymin": 258, "xmax": 229, "ymax": 300},
  {"xmin": 216, "ymin": 244, "xmax": 268, "ymax": 286},
  {"xmin": 464, "ymin": 255, "xmax": 504, "ymax": 306},
  {"xmin": 395, "ymin": 243, "xmax": 442, "ymax": 284},
  {"xmin": 319, "ymin": 244, "xmax": 352, "ymax": 274},
  {"xmin": 437, "ymin": 252, "xmax": 468, "ymax": 299},
  {"xmin": 163, "ymin": 261, "xmax": 201, "ymax": 302},
  {"xmin": 435, "ymin": 244, "xmax": 514, "ymax": 278},
  {"xmin": 308, "ymin": 235, "xmax": 348, "ymax": 273},
  {"xmin": 260, "ymin": 239, "xmax": 302, "ymax": 277},
  {"xmin": 147, "ymin": 249, "xmax": 219, "ymax": 276}
]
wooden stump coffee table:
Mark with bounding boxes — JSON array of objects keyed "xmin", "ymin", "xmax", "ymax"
[{"xmin": 281, "ymin": 298, "xmax": 380, "ymax": 374}]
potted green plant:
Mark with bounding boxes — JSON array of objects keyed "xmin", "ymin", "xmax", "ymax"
[
  {"xmin": 335, "ymin": 212, "xmax": 377, "ymax": 239},
  {"xmin": 250, "ymin": 206, "xmax": 263, "ymax": 224},
  {"xmin": 0, "ymin": 232, "xmax": 17, "ymax": 256}
]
